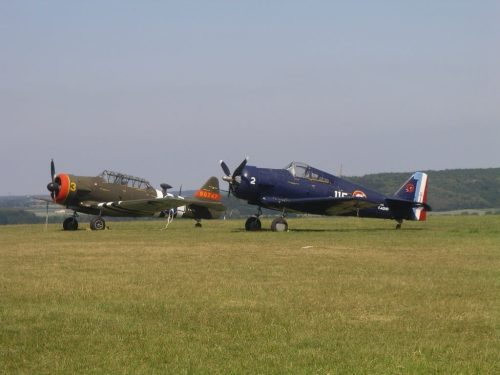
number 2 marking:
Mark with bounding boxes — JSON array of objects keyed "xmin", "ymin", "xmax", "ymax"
[{"xmin": 250, "ymin": 177, "xmax": 256, "ymax": 185}]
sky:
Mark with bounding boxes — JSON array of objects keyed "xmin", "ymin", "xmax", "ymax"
[{"xmin": 1, "ymin": 1, "xmax": 499, "ymax": 195}]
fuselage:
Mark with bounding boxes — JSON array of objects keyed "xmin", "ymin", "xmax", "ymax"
[
  {"xmin": 52, "ymin": 171, "xmax": 163, "ymax": 216},
  {"xmin": 232, "ymin": 162, "xmax": 403, "ymax": 220}
]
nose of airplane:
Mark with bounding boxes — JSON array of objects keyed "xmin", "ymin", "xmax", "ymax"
[{"xmin": 220, "ymin": 157, "xmax": 248, "ymax": 197}]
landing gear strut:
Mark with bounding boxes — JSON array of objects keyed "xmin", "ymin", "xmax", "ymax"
[{"xmin": 62, "ymin": 212, "xmax": 79, "ymax": 231}]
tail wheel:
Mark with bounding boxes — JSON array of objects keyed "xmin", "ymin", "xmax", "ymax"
[
  {"xmin": 63, "ymin": 217, "xmax": 78, "ymax": 231},
  {"xmin": 271, "ymin": 217, "xmax": 288, "ymax": 232},
  {"xmin": 245, "ymin": 216, "xmax": 261, "ymax": 231},
  {"xmin": 90, "ymin": 217, "xmax": 106, "ymax": 230},
  {"xmin": 395, "ymin": 219, "xmax": 403, "ymax": 230}
]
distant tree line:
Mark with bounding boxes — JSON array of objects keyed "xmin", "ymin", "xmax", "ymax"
[
  {"xmin": 0, "ymin": 208, "xmax": 44, "ymax": 225},
  {"xmin": 348, "ymin": 168, "xmax": 500, "ymax": 211}
]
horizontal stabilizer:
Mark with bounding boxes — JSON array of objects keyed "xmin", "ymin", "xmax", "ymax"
[{"xmin": 385, "ymin": 198, "xmax": 432, "ymax": 212}]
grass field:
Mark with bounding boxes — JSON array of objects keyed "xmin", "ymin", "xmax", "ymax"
[{"xmin": 1, "ymin": 216, "xmax": 499, "ymax": 374}]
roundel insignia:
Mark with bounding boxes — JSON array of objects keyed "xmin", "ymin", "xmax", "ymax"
[
  {"xmin": 405, "ymin": 183, "xmax": 415, "ymax": 193},
  {"xmin": 352, "ymin": 190, "xmax": 367, "ymax": 198}
]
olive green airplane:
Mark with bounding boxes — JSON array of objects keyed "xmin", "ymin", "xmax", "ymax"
[{"xmin": 46, "ymin": 160, "xmax": 225, "ymax": 230}]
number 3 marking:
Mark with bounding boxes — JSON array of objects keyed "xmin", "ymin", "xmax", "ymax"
[{"xmin": 70, "ymin": 182, "xmax": 77, "ymax": 192}]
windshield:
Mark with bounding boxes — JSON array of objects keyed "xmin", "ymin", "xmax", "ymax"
[
  {"xmin": 99, "ymin": 170, "xmax": 152, "ymax": 189},
  {"xmin": 284, "ymin": 161, "xmax": 330, "ymax": 183},
  {"xmin": 285, "ymin": 161, "xmax": 308, "ymax": 178}
]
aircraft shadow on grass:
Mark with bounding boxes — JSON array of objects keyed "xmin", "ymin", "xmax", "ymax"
[{"xmin": 230, "ymin": 226, "xmax": 426, "ymax": 234}]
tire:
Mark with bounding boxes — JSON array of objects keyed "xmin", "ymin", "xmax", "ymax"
[
  {"xmin": 90, "ymin": 217, "xmax": 106, "ymax": 230},
  {"xmin": 271, "ymin": 217, "xmax": 288, "ymax": 232},
  {"xmin": 245, "ymin": 216, "xmax": 262, "ymax": 231},
  {"xmin": 63, "ymin": 217, "xmax": 78, "ymax": 231}
]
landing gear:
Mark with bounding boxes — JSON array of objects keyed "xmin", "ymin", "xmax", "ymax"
[
  {"xmin": 245, "ymin": 207, "xmax": 263, "ymax": 231},
  {"xmin": 62, "ymin": 216, "xmax": 78, "ymax": 231},
  {"xmin": 271, "ymin": 217, "xmax": 288, "ymax": 232},
  {"xmin": 245, "ymin": 216, "xmax": 262, "ymax": 231},
  {"xmin": 395, "ymin": 219, "xmax": 403, "ymax": 230},
  {"xmin": 90, "ymin": 216, "xmax": 106, "ymax": 230},
  {"xmin": 195, "ymin": 220, "xmax": 202, "ymax": 228}
]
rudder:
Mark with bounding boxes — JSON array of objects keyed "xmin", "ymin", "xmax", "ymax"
[
  {"xmin": 194, "ymin": 177, "xmax": 221, "ymax": 202},
  {"xmin": 394, "ymin": 172, "xmax": 429, "ymax": 221}
]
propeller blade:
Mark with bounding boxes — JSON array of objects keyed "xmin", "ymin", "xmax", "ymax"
[
  {"xmin": 232, "ymin": 157, "xmax": 248, "ymax": 178},
  {"xmin": 50, "ymin": 159, "xmax": 55, "ymax": 183},
  {"xmin": 220, "ymin": 157, "xmax": 248, "ymax": 197},
  {"xmin": 220, "ymin": 160, "xmax": 233, "ymax": 196},
  {"xmin": 220, "ymin": 160, "xmax": 231, "ymax": 177},
  {"xmin": 48, "ymin": 159, "xmax": 59, "ymax": 200}
]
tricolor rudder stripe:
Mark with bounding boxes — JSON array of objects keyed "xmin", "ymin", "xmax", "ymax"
[{"xmin": 412, "ymin": 172, "xmax": 429, "ymax": 221}]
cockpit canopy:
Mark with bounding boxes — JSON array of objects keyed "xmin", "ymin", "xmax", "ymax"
[
  {"xmin": 99, "ymin": 170, "xmax": 152, "ymax": 189},
  {"xmin": 284, "ymin": 161, "xmax": 331, "ymax": 183}
]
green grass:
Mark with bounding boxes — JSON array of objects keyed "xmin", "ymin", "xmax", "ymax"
[{"xmin": 1, "ymin": 216, "xmax": 499, "ymax": 374}]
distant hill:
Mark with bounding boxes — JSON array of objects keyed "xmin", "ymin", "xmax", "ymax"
[{"xmin": 347, "ymin": 168, "xmax": 500, "ymax": 212}]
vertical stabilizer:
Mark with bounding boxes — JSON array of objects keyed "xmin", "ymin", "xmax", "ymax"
[
  {"xmin": 194, "ymin": 177, "xmax": 221, "ymax": 202},
  {"xmin": 394, "ymin": 172, "xmax": 429, "ymax": 221}
]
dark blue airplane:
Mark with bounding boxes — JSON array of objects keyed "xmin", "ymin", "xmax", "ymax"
[{"xmin": 220, "ymin": 158, "xmax": 431, "ymax": 231}]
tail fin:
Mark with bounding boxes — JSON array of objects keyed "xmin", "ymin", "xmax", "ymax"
[
  {"xmin": 194, "ymin": 177, "xmax": 221, "ymax": 202},
  {"xmin": 393, "ymin": 172, "xmax": 429, "ymax": 221}
]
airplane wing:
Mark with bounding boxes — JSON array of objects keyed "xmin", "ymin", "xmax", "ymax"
[
  {"xmin": 81, "ymin": 196, "xmax": 225, "ymax": 217},
  {"xmin": 181, "ymin": 197, "xmax": 225, "ymax": 209},
  {"xmin": 260, "ymin": 196, "xmax": 379, "ymax": 216},
  {"xmin": 81, "ymin": 196, "xmax": 190, "ymax": 216}
]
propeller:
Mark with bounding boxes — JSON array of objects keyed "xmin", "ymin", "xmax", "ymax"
[
  {"xmin": 46, "ymin": 159, "xmax": 59, "ymax": 200},
  {"xmin": 220, "ymin": 157, "xmax": 248, "ymax": 196}
]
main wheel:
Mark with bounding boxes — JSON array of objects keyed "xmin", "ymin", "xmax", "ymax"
[
  {"xmin": 63, "ymin": 217, "xmax": 78, "ymax": 231},
  {"xmin": 195, "ymin": 222, "xmax": 202, "ymax": 228},
  {"xmin": 271, "ymin": 217, "xmax": 288, "ymax": 232},
  {"xmin": 245, "ymin": 216, "xmax": 262, "ymax": 231},
  {"xmin": 90, "ymin": 217, "xmax": 106, "ymax": 230}
]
